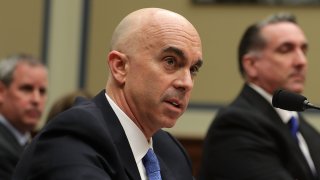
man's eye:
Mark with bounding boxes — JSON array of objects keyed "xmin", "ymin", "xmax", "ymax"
[
  {"xmin": 164, "ymin": 57, "xmax": 178, "ymax": 70},
  {"xmin": 190, "ymin": 66, "xmax": 199, "ymax": 76},
  {"xmin": 165, "ymin": 57, "xmax": 176, "ymax": 66},
  {"xmin": 20, "ymin": 85, "xmax": 33, "ymax": 93},
  {"xmin": 301, "ymin": 45, "xmax": 308, "ymax": 55},
  {"xmin": 277, "ymin": 43, "xmax": 293, "ymax": 54},
  {"xmin": 278, "ymin": 47, "xmax": 290, "ymax": 53},
  {"xmin": 40, "ymin": 88, "xmax": 47, "ymax": 96}
]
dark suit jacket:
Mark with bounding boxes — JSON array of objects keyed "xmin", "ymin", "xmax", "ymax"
[
  {"xmin": 12, "ymin": 90, "xmax": 193, "ymax": 180},
  {"xmin": 0, "ymin": 122, "xmax": 24, "ymax": 180},
  {"xmin": 198, "ymin": 84, "xmax": 320, "ymax": 180}
]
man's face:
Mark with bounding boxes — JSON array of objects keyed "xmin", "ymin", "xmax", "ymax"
[
  {"xmin": 123, "ymin": 19, "xmax": 202, "ymax": 132},
  {"xmin": 0, "ymin": 62, "xmax": 48, "ymax": 133},
  {"xmin": 253, "ymin": 22, "xmax": 308, "ymax": 94}
]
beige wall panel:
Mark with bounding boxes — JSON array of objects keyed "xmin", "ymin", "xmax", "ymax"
[
  {"xmin": 0, "ymin": 0, "xmax": 43, "ymax": 58},
  {"xmin": 40, "ymin": 0, "xmax": 84, "ymax": 128},
  {"xmin": 87, "ymin": 1, "xmax": 320, "ymax": 105}
]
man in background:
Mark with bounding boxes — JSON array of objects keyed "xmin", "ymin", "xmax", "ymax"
[
  {"xmin": 0, "ymin": 53, "xmax": 48, "ymax": 180},
  {"xmin": 13, "ymin": 8, "xmax": 203, "ymax": 179},
  {"xmin": 199, "ymin": 12, "xmax": 320, "ymax": 180}
]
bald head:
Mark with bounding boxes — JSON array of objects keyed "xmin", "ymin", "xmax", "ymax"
[
  {"xmin": 106, "ymin": 8, "xmax": 202, "ymax": 137},
  {"xmin": 110, "ymin": 8, "xmax": 200, "ymax": 54}
]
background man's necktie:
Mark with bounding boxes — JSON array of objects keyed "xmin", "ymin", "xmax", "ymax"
[
  {"xmin": 287, "ymin": 116, "xmax": 318, "ymax": 177},
  {"xmin": 288, "ymin": 116, "xmax": 299, "ymax": 143},
  {"xmin": 142, "ymin": 148, "xmax": 162, "ymax": 180}
]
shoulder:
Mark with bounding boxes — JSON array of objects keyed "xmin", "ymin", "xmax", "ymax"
[
  {"xmin": 14, "ymin": 96, "xmax": 123, "ymax": 179},
  {"xmin": 48, "ymin": 97, "xmax": 104, "ymax": 127},
  {"xmin": 207, "ymin": 90, "xmax": 285, "ymax": 141},
  {"xmin": 40, "ymin": 97, "xmax": 111, "ymax": 148},
  {"xmin": 213, "ymin": 86, "xmax": 278, "ymax": 129}
]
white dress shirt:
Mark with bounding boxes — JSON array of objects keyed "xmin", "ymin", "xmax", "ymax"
[{"xmin": 106, "ymin": 93, "xmax": 152, "ymax": 180}]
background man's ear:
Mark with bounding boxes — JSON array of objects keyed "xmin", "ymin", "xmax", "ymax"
[
  {"xmin": 242, "ymin": 54, "xmax": 258, "ymax": 79},
  {"xmin": 0, "ymin": 82, "xmax": 7, "ymax": 104}
]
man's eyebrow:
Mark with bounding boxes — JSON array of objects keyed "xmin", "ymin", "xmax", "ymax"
[
  {"xmin": 162, "ymin": 46, "xmax": 203, "ymax": 65},
  {"xmin": 163, "ymin": 46, "xmax": 186, "ymax": 60}
]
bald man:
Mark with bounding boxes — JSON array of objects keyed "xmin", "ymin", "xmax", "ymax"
[{"xmin": 13, "ymin": 8, "xmax": 203, "ymax": 180}]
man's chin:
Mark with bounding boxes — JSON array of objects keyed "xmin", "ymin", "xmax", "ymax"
[
  {"xmin": 287, "ymin": 85, "xmax": 304, "ymax": 94},
  {"xmin": 24, "ymin": 120, "xmax": 40, "ymax": 130},
  {"xmin": 162, "ymin": 119, "xmax": 178, "ymax": 129}
]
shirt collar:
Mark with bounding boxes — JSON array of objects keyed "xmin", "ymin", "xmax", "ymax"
[
  {"xmin": 0, "ymin": 114, "xmax": 30, "ymax": 146},
  {"xmin": 105, "ymin": 93, "xmax": 151, "ymax": 163},
  {"xmin": 249, "ymin": 83, "xmax": 298, "ymax": 123}
]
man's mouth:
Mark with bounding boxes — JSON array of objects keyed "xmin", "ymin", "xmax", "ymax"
[
  {"xmin": 166, "ymin": 99, "xmax": 182, "ymax": 109},
  {"xmin": 170, "ymin": 101, "xmax": 180, "ymax": 108},
  {"xmin": 27, "ymin": 109, "xmax": 42, "ymax": 118}
]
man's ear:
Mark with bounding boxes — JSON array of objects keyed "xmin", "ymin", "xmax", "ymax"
[
  {"xmin": 107, "ymin": 50, "xmax": 128, "ymax": 85},
  {"xmin": 0, "ymin": 82, "xmax": 7, "ymax": 104},
  {"xmin": 242, "ymin": 54, "xmax": 258, "ymax": 79}
]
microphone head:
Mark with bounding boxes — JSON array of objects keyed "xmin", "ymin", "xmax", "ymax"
[{"xmin": 272, "ymin": 89, "xmax": 307, "ymax": 111}]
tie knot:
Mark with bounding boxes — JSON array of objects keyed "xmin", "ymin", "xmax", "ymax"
[{"xmin": 142, "ymin": 148, "xmax": 162, "ymax": 180}]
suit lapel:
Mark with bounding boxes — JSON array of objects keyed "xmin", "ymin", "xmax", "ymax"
[
  {"xmin": 299, "ymin": 117, "xmax": 320, "ymax": 179},
  {"xmin": 0, "ymin": 123, "xmax": 24, "ymax": 153},
  {"xmin": 242, "ymin": 84, "xmax": 316, "ymax": 179},
  {"xmin": 113, "ymin": 132, "xmax": 141, "ymax": 180},
  {"xmin": 157, "ymin": 155, "xmax": 173, "ymax": 180},
  {"xmin": 93, "ymin": 90, "xmax": 141, "ymax": 180},
  {"xmin": 241, "ymin": 84, "xmax": 287, "ymax": 127}
]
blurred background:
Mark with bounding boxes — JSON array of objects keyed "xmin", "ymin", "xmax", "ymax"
[{"xmin": 1, "ymin": 0, "xmax": 320, "ymax": 175}]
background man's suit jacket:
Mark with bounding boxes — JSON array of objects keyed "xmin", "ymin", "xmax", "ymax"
[
  {"xmin": 199, "ymin": 84, "xmax": 320, "ymax": 180},
  {"xmin": 13, "ymin": 90, "xmax": 193, "ymax": 180},
  {"xmin": 0, "ymin": 123, "xmax": 24, "ymax": 180}
]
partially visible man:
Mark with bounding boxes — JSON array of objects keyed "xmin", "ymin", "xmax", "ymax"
[
  {"xmin": 13, "ymin": 8, "xmax": 202, "ymax": 179},
  {"xmin": 0, "ymin": 54, "xmax": 48, "ymax": 180},
  {"xmin": 199, "ymin": 12, "xmax": 320, "ymax": 180}
]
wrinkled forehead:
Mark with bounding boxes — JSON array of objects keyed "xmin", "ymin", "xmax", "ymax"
[
  {"xmin": 141, "ymin": 13, "xmax": 201, "ymax": 46},
  {"xmin": 112, "ymin": 8, "xmax": 202, "ymax": 60}
]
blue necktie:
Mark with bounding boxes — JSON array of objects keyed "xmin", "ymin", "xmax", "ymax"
[
  {"xmin": 142, "ymin": 148, "xmax": 162, "ymax": 180},
  {"xmin": 288, "ymin": 116, "xmax": 299, "ymax": 143},
  {"xmin": 287, "ymin": 116, "xmax": 319, "ymax": 178}
]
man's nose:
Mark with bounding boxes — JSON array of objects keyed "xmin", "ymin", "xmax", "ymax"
[{"xmin": 174, "ymin": 70, "xmax": 194, "ymax": 93}]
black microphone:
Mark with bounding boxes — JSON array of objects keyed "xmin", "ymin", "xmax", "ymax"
[{"xmin": 272, "ymin": 89, "xmax": 320, "ymax": 111}]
